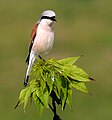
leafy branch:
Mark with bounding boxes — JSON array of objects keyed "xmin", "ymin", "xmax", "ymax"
[{"xmin": 15, "ymin": 56, "xmax": 93, "ymax": 120}]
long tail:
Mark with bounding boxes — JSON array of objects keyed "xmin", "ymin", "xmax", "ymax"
[
  {"xmin": 25, "ymin": 54, "xmax": 30, "ymax": 65},
  {"xmin": 24, "ymin": 50, "xmax": 36, "ymax": 87}
]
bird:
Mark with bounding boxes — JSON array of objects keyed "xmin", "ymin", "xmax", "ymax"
[{"xmin": 24, "ymin": 10, "xmax": 57, "ymax": 87}]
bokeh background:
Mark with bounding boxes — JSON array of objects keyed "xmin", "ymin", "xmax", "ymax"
[{"xmin": 0, "ymin": 0, "xmax": 112, "ymax": 120}]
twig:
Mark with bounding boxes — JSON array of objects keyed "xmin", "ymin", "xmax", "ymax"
[{"xmin": 49, "ymin": 95, "xmax": 62, "ymax": 120}]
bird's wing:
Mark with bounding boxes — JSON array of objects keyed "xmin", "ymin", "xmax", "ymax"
[{"xmin": 25, "ymin": 23, "xmax": 39, "ymax": 64}]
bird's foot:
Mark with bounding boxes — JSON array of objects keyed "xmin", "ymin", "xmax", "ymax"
[{"xmin": 38, "ymin": 55, "xmax": 45, "ymax": 62}]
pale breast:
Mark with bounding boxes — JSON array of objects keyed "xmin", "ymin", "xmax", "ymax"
[{"xmin": 32, "ymin": 25, "xmax": 54, "ymax": 55}]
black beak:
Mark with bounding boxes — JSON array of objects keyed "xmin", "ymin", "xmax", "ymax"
[
  {"xmin": 53, "ymin": 18, "xmax": 57, "ymax": 22},
  {"xmin": 50, "ymin": 16, "xmax": 57, "ymax": 22}
]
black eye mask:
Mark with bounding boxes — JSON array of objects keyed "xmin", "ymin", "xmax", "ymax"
[{"xmin": 41, "ymin": 16, "xmax": 57, "ymax": 22}]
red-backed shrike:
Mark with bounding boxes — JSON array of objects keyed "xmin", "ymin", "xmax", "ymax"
[{"xmin": 24, "ymin": 10, "xmax": 56, "ymax": 87}]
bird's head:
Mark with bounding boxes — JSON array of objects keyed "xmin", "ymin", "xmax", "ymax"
[{"xmin": 40, "ymin": 10, "xmax": 57, "ymax": 27}]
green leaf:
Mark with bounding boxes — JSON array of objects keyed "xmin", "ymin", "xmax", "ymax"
[
  {"xmin": 53, "ymin": 85, "xmax": 60, "ymax": 99},
  {"xmin": 33, "ymin": 91, "xmax": 44, "ymax": 114},
  {"xmin": 23, "ymin": 88, "xmax": 32, "ymax": 110},
  {"xmin": 19, "ymin": 88, "xmax": 29, "ymax": 105},
  {"xmin": 60, "ymin": 88, "xmax": 67, "ymax": 110},
  {"xmin": 36, "ymin": 87, "xmax": 45, "ymax": 106},
  {"xmin": 66, "ymin": 84, "xmax": 72, "ymax": 109},
  {"xmin": 58, "ymin": 56, "xmax": 80, "ymax": 65},
  {"xmin": 60, "ymin": 77, "xmax": 68, "ymax": 109},
  {"xmin": 42, "ymin": 88, "xmax": 49, "ymax": 108},
  {"xmin": 18, "ymin": 81, "xmax": 38, "ymax": 110},
  {"xmin": 35, "ymin": 82, "xmax": 49, "ymax": 108},
  {"xmin": 71, "ymin": 81, "xmax": 89, "ymax": 93},
  {"xmin": 39, "ymin": 68, "xmax": 46, "ymax": 81},
  {"xmin": 47, "ymin": 73, "xmax": 53, "ymax": 93},
  {"xmin": 65, "ymin": 66, "xmax": 90, "ymax": 82},
  {"xmin": 40, "ymin": 79, "xmax": 46, "ymax": 92}
]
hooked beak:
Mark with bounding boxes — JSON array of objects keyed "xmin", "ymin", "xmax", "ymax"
[{"xmin": 53, "ymin": 18, "xmax": 57, "ymax": 22}]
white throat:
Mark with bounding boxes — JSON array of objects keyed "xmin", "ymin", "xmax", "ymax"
[{"xmin": 40, "ymin": 19, "xmax": 54, "ymax": 29}]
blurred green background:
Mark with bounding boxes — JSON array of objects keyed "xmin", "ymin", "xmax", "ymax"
[{"xmin": 0, "ymin": 0, "xmax": 112, "ymax": 120}]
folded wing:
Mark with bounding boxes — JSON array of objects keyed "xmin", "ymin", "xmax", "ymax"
[{"xmin": 25, "ymin": 23, "xmax": 39, "ymax": 64}]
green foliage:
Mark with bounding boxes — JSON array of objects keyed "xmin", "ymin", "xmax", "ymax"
[{"xmin": 15, "ymin": 56, "xmax": 92, "ymax": 114}]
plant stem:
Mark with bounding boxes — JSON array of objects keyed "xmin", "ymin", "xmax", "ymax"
[{"xmin": 49, "ymin": 98, "xmax": 62, "ymax": 120}]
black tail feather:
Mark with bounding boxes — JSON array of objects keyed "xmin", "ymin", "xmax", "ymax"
[
  {"xmin": 25, "ymin": 54, "xmax": 30, "ymax": 65},
  {"xmin": 24, "ymin": 76, "xmax": 29, "ymax": 87}
]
